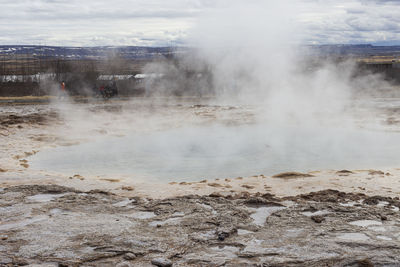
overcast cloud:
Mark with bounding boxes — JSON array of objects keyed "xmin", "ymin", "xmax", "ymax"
[{"xmin": 1, "ymin": 0, "xmax": 400, "ymax": 46}]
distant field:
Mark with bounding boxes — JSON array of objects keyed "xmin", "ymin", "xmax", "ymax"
[{"xmin": 0, "ymin": 54, "xmax": 150, "ymax": 76}]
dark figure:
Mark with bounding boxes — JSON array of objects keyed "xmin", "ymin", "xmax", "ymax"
[
  {"xmin": 58, "ymin": 81, "xmax": 67, "ymax": 99},
  {"xmin": 101, "ymin": 80, "xmax": 118, "ymax": 99},
  {"xmin": 110, "ymin": 79, "xmax": 118, "ymax": 96}
]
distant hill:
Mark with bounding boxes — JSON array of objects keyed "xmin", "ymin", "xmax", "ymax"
[
  {"xmin": 0, "ymin": 45, "xmax": 185, "ymax": 60},
  {"xmin": 307, "ymin": 44, "xmax": 400, "ymax": 57},
  {"xmin": 1, "ymin": 44, "xmax": 400, "ymax": 60}
]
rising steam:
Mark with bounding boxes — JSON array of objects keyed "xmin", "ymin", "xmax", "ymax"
[
  {"xmin": 144, "ymin": 1, "xmax": 390, "ymax": 126},
  {"xmin": 36, "ymin": 1, "xmax": 399, "ymax": 180}
]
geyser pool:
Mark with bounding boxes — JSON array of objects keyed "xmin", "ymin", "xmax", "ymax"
[{"xmin": 30, "ymin": 123, "xmax": 400, "ymax": 182}]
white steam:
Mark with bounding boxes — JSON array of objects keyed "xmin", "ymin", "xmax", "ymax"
[
  {"xmin": 34, "ymin": 1, "xmax": 400, "ymax": 181},
  {"xmin": 145, "ymin": 1, "xmax": 390, "ymax": 126}
]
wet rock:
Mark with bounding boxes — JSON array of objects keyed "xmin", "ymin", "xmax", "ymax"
[
  {"xmin": 3, "ymin": 183, "xmax": 400, "ymax": 266},
  {"xmin": 86, "ymin": 189, "xmax": 112, "ymax": 195},
  {"xmin": 5, "ymin": 184, "xmax": 80, "ymax": 195},
  {"xmin": 363, "ymin": 195, "xmax": 392, "ymax": 205},
  {"xmin": 12, "ymin": 259, "xmax": 29, "ymax": 266},
  {"xmin": 357, "ymin": 258, "xmax": 374, "ymax": 267},
  {"xmin": 232, "ymin": 191, "xmax": 251, "ymax": 199},
  {"xmin": 208, "ymin": 183, "xmax": 223, "ymax": 187},
  {"xmin": 151, "ymin": 258, "xmax": 172, "ymax": 267},
  {"xmin": 116, "ymin": 261, "xmax": 134, "ymax": 267},
  {"xmin": 72, "ymin": 174, "xmax": 84, "ymax": 180},
  {"xmin": 336, "ymin": 170, "xmax": 353, "ymax": 176},
  {"xmin": 243, "ymin": 197, "xmax": 284, "ymax": 208},
  {"xmin": 217, "ymin": 231, "xmax": 230, "ymax": 241},
  {"xmin": 311, "ymin": 215, "xmax": 325, "ymax": 223},
  {"xmin": 272, "ymin": 172, "xmax": 314, "ymax": 179},
  {"xmin": 259, "ymin": 193, "xmax": 281, "ymax": 202},
  {"xmin": 121, "ymin": 186, "xmax": 134, "ymax": 191},
  {"xmin": 0, "ymin": 257, "xmax": 12, "ymax": 264},
  {"xmin": 288, "ymin": 189, "xmax": 365, "ymax": 203},
  {"xmin": 20, "ymin": 163, "xmax": 29, "ymax": 168},
  {"xmin": 368, "ymin": 170, "xmax": 385, "ymax": 176},
  {"xmin": 209, "ymin": 192, "xmax": 223, "ymax": 198},
  {"xmin": 241, "ymin": 184, "xmax": 255, "ymax": 189},
  {"xmin": 217, "ymin": 227, "xmax": 237, "ymax": 241},
  {"xmin": 123, "ymin": 253, "xmax": 136, "ymax": 260}
]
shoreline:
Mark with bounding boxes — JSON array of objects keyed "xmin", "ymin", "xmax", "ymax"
[
  {"xmin": 2, "ymin": 100, "xmax": 400, "ymax": 265},
  {"xmin": 1, "ymin": 168, "xmax": 400, "ymax": 200},
  {"xmin": 1, "ymin": 99, "xmax": 400, "ymax": 199}
]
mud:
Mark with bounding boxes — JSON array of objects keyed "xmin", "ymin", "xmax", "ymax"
[{"xmin": 1, "ymin": 185, "xmax": 400, "ymax": 266}]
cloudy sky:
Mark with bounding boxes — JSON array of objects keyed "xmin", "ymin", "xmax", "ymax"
[{"xmin": 1, "ymin": 0, "xmax": 400, "ymax": 46}]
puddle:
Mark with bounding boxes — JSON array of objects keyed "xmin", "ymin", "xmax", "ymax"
[
  {"xmin": 376, "ymin": 235, "xmax": 392, "ymax": 241},
  {"xmin": 49, "ymin": 208, "xmax": 65, "ymax": 215},
  {"xmin": 237, "ymin": 229, "xmax": 254, "ymax": 235},
  {"xmin": 26, "ymin": 193, "xmax": 67, "ymax": 203},
  {"xmin": 112, "ymin": 199, "xmax": 136, "ymax": 207},
  {"xmin": 242, "ymin": 239, "xmax": 266, "ymax": 254},
  {"xmin": 301, "ymin": 210, "xmax": 330, "ymax": 217},
  {"xmin": 149, "ymin": 217, "xmax": 181, "ymax": 227},
  {"xmin": 286, "ymin": 229, "xmax": 304, "ymax": 237},
  {"xmin": 191, "ymin": 230, "xmax": 215, "ymax": 241},
  {"xmin": 172, "ymin": 212, "xmax": 185, "ymax": 217},
  {"xmin": 128, "ymin": 211, "xmax": 156, "ymax": 220},
  {"xmin": 377, "ymin": 201, "xmax": 390, "ymax": 208},
  {"xmin": 337, "ymin": 233, "xmax": 370, "ymax": 241},
  {"xmin": 339, "ymin": 201, "xmax": 359, "ymax": 207},
  {"xmin": 368, "ymin": 226, "xmax": 387, "ymax": 232},
  {"xmin": 209, "ymin": 245, "xmax": 240, "ymax": 258},
  {"xmin": 0, "ymin": 216, "xmax": 48, "ymax": 231},
  {"xmin": 29, "ymin": 124, "xmax": 400, "ymax": 182},
  {"xmin": 349, "ymin": 220, "xmax": 382, "ymax": 227},
  {"xmin": 250, "ymin": 206, "xmax": 286, "ymax": 226}
]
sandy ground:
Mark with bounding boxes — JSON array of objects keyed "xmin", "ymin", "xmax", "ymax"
[{"xmin": 1, "ymin": 98, "xmax": 400, "ymax": 266}]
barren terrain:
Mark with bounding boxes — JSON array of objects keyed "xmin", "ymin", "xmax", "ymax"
[{"xmin": 1, "ymin": 98, "xmax": 400, "ymax": 266}]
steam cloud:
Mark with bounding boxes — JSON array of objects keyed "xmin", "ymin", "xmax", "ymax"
[
  {"xmin": 38, "ymin": 1, "xmax": 399, "ymax": 180},
  {"xmin": 144, "ymin": 1, "xmax": 390, "ymax": 126}
]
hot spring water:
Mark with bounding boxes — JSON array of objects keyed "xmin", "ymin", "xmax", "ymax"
[{"xmin": 29, "ymin": 123, "xmax": 400, "ymax": 182}]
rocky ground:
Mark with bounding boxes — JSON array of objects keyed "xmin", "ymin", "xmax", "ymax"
[
  {"xmin": 1, "ymin": 184, "xmax": 400, "ymax": 266},
  {"xmin": 1, "ymin": 99, "xmax": 400, "ymax": 266}
]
